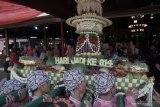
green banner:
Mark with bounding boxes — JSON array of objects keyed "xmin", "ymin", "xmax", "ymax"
[{"xmin": 54, "ymin": 57, "xmax": 113, "ymax": 68}]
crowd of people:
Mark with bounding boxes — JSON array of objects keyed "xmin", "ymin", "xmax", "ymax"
[
  {"xmin": 1, "ymin": 39, "xmax": 160, "ymax": 87},
  {"xmin": 101, "ymin": 40, "xmax": 160, "ymax": 86},
  {"xmin": 0, "ymin": 39, "xmax": 159, "ymax": 107},
  {"xmin": 0, "ymin": 69, "xmax": 140, "ymax": 107},
  {"xmin": 2, "ymin": 44, "xmax": 73, "ymax": 80},
  {"xmin": 102, "ymin": 41, "xmax": 145, "ymax": 62},
  {"xmin": 2, "ymin": 43, "xmax": 74, "ymax": 66}
]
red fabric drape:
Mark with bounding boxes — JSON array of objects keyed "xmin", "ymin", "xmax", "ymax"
[{"xmin": 0, "ymin": 0, "xmax": 42, "ymax": 25}]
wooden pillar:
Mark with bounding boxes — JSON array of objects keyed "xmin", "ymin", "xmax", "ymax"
[
  {"xmin": 5, "ymin": 29, "xmax": 9, "ymax": 55},
  {"xmin": 60, "ymin": 19, "xmax": 65, "ymax": 57},
  {"xmin": 28, "ymin": 39, "xmax": 30, "ymax": 46},
  {"xmin": 14, "ymin": 35, "xmax": 16, "ymax": 48},
  {"xmin": 43, "ymin": 27, "xmax": 47, "ymax": 49}
]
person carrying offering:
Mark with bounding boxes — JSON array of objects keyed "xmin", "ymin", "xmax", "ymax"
[{"xmin": 93, "ymin": 72, "xmax": 138, "ymax": 107}]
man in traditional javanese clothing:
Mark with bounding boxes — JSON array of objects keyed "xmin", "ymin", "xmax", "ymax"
[
  {"xmin": 27, "ymin": 70, "xmax": 51, "ymax": 101},
  {"xmin": 93, "ymin": 73, "xmax": 138, "ymax": 107},
  {"xmin": 63, "ymin": 69, "xmax": 91, "ymax": 107},
  {"xmin": 38, "ymin": 69, "xmax": 91, "ymax": 107},
  {"xmin": 0, "ymin": 80, "xmax": 27, "ymax": 107}
]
